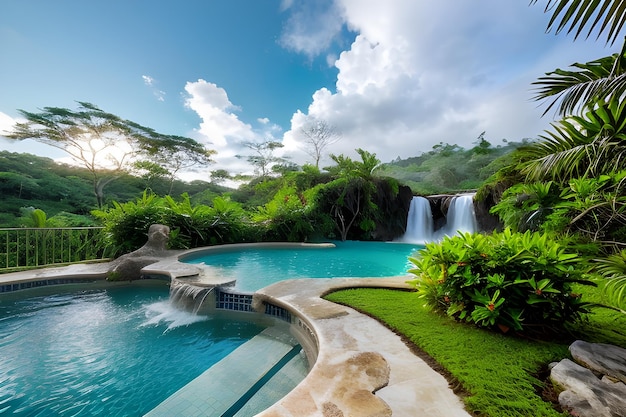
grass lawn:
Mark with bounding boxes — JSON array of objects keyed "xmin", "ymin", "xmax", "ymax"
[{"xmin": 324, "ymin": 287, "xmax": 626, "ymax": 417}]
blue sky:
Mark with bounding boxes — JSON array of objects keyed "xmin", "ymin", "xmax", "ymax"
[{"xmin": 0, "ymin": 0, "xmax": 614, "ymax": 180}]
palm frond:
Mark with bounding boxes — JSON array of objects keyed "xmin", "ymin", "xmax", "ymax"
[
  {"xmin": 522, "ymin": 121, "xmax": 595, "ymax": 181},
  {"xmin": 522, "ymin": 98, "xmax": 626, "ymax": 181},
  {"xmin": 594, "ymin": 250, "xmax": 626, "ymax": 308},
  {"xmin": 532, "ymin": 0, "xmax": 626, "ymax": 45},
  {"xmin": 532, "ymin": 50, "xmax": 626, "ymax": 116}
]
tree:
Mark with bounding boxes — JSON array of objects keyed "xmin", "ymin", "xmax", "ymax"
[
  {"xmin": 471, "ymin": 131, "xmax": 492, "ymax": 155},
  {"xmin": 210, "ymin": 169, "xmax": 231, "ymax": 184},
  {"xmin": 321, "ymin": 149, "xmax": 382, "ymax": 240},
  {"xmin": 239, "ymin": 140, "xmax": 287, "ymax": 178},
  {"xmin": 5, "ymin": 102, "xmax": 215, "ymax": 207},
  {"xmin": 326, "ymin": 148, "xmax": 381, "ymax": 180},
  {"xmin": 298, "ymin": 118, "xmax": 341, "ymax": 168},
  {"xmin": 531, "ymin": 1, "xmax": 626, "ymax": 117},
  {"xmin": 131, "ymin": 160, "xmax": 169, "ymax": 191},
  {"xmin": 141, "ymin": 134, "xmax": 215, "ymax": 194}
]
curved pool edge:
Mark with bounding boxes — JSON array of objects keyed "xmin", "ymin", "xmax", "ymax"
[
  {"xmin": 178, "ymin": 241, "xmax": 336, "ymax": 262},
  {"xmin": 252, "ymin": 277, "xmax": 471, "ymax": 417},
  {"xmin": 0, "ymin": 243, "xmax": 471, "ymax": 416},
  {"xmin": 140, "ymin": 242, "xmax": 338, "ymax": 287}
]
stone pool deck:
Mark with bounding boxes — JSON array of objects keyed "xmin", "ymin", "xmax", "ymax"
[
  {"xmin": 0, "ymin": 264, "xmax": 470, "ymax": 416},
  {"xmin": 254, "ymin": 277, "xmax": 470, "ymax": 417}
]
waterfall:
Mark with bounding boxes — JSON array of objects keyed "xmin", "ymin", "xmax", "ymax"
[
  {"xmin": 399, "ymin": 196, "xmax": 434, "ymax": 243},
  {"xmin": 169, "ymin": 279, "xmax": 215, "ymax": 315},
  {"xmin": 441, "ymin": 193, "xmax": 478, "ymax": 237},
  {"xmin": 400, "ymin": 193, "xmax": 478, "ymax": 243}
]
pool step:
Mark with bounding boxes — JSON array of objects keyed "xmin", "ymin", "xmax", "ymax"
[{"xmin": 144, "ymin": 328, "xmax": 305, "ymax": 417}]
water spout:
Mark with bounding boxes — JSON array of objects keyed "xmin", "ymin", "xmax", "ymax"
[{"xmin": 169, "ymin": 279, "xmax": 215, "ymax": 315}]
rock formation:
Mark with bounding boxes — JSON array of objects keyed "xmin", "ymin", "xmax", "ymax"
[
  {"xmin": 550, "ymin": 340, "xmax": 626, "ymax": 417},
  {"xmin": 106, "ymin": 224, "xmax": 173, "ymax": 281}
]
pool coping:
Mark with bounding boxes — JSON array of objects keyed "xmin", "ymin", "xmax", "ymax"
[
  {"xmin": 252, "ymin": 277, "xmax": 470, "ymax": 417},
  {"xmin": 0, "ymin": 246, "xmax": 471, "ymax": 417}
]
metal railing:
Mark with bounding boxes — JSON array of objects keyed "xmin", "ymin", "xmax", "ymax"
[{"xmin": 0, "ymin": 227, "xmax": 111, "ymax": 272}]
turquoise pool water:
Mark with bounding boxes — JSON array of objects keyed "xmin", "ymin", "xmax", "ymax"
[
  {"xmin": 0, "ymin": 285, "xmax": 265, "ymax": 416},
  {"xmin": 183, "ymin": 241, "xmax": 423, "ymax": 292}
]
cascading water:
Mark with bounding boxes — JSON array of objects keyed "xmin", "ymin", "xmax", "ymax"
[
  {"xmin": 399, "ymin": 193, "xmax": 478, "ymax": 243},
  {"xmin": 441, "ymin": 193, "xmax": 478, "ymax": 237},
  {"xmin": 169, "ymin": 279, "xmax": 215, "ymax": 315},
  {"xmin": 398, "ymin": 196, "xmax": 434, "ymax": 243}
]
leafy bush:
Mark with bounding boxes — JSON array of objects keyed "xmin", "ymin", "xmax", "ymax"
[
  {"xmin": 92, "ymin": 192, "xmax": 253, "ymax": 255},
  {"xmin": 491, "ymin": 171, "xmax": 626, "ymax": 243},
  {"xmin": 407, "ymin": 229, "xmax": 595, "ymax": 335},
  {"xmin": 489, "ymin": 181, "xmax": 562, "ymax": 232},
  {"xmin": 253, "ymin": 185, "xmax": 333, "ymax": 242},
  {"xmin": 92, "ymin": 192, "xmax": 168, "ymax": 255},
  {"xmin": 253, "ymin": 186, "xmax": 310, "ymax": 241}
]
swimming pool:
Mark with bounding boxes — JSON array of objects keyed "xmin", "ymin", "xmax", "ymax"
[
  {"xmin": 181, "ymin": 241, "xmax": 422, "ymax": 292},
  {"xmin": 0, "ymin": 284, "xmax": 268, "ymax": 416},
  {"xmin": 0, "ymin": 240, "xmax": 422, "ymax": 416}
]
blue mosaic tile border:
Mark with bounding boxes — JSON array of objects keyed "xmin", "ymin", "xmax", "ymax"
[
  {"xmin": 215, "ymin": 288, "xmax": 292, "ymax": 323},
  {"xmin": 0, "ymin": 278, "xmax": 96, "ymax": 293},
  {"xmin": 216, "ymin": 289, "xmax": 253, "ymax": 312}
]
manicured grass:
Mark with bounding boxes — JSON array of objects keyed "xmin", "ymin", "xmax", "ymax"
[{"xmin": 324, "ymin": 288, "xmax": 626, "ymax": 417}]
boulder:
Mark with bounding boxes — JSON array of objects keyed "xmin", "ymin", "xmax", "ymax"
[
  {"xmin": 550, "ymin": 341, "xmax": 626, "ymax": 417},
  {"xmin": 570, "ymin": 340, "xmax": 626, "ymax": 384}
]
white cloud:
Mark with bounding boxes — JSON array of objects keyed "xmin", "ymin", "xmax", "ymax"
[
  {"xmin": 184, "ymin": 79, "xmax": 288, "ymax": 178},
  {"xmin": 281, "ymin": 0, "xmax": 612, "ymax": 165},
  {"xmin": 142, "ymin": 74, "xmax": 166, "ymax": 101},
  {"xmin": 142, "ymin": 75, "xmax": 154, "ymax": 86},
  {"xmin": 0, "ymin": 111, "xmax": 16, "ymax": 136},
  {"xmin": 279, "ymin": 0, "xmax": 346, "ymax": 58}
]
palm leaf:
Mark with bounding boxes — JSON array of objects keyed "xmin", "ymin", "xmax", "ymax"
[
  {"xmin": 523, "ymin": 98, "xmax": 626, "ymax": 181},
  {"xmin": 594, "ymin": 250, "xmax": 626, "ymax": 308},
  {"xmin": 532, "ymin": 0, "xmax": 626, "ymax": 45},
  {"xmin": 522, "ymin": 119, "xmax": 596, "ymax": 181},
  {"xmin": 532, "ymin": 43, "xmax": 626, "ymax": 116}
]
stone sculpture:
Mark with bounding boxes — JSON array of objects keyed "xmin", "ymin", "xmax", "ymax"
[{"xmin": 106, "ymin": 224, "xmax": 171, "ymax": 281}]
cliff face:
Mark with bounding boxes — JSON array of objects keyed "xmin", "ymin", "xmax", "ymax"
[{"xmin": 371, "ymin": 184, "xmax": 414, "ymax": 241}]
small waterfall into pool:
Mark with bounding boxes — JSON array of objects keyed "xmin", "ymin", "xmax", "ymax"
[
  {"xmin": 441, "ymin": 193, "xmax": 478, "ymax": 237},
  {"xmin": 400, "ymin": 193, "xmax": 478, "ymax": 243},
  {"xmin": 169, "ymin": 279, "xmax": 215, "ymax": 315},
  {"xmin": 399, "ymin": 196, "xmax": 434, "ymax": 244}
]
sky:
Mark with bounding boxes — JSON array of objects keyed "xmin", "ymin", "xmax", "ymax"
[{"xmin": 0, "ymin": 0, "xmax": 615, "ymax": 182}]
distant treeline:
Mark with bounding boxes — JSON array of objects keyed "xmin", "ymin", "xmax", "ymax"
[{"xmin": 0, "ymin": 135, "xmax": 522, "ymax": 227}]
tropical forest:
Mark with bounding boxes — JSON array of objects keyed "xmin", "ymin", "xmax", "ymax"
[{"xmin": 2, "ymin": 2, "xmax": 626, "ymax": 416}]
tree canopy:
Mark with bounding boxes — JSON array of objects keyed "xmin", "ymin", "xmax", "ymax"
[{"xmin": 5, "ymin": 102, "xmax": 215, "ymax": 207}]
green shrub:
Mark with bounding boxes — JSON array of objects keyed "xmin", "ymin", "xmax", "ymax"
[
  {"xmin": 253, "ymin": 185, "xmax": 331, "ymax": 242},
  {"xmin": 92, "ymin": 192, "xmax": 167, "ymax": 255},
  {"xmin": 490, "ymin": 171, "xmax": 626, "ymax": 244},
  {"xmin": 407, "ymin": 229, "xmax": 596, "ymax": 335},
  {"xmin": 93, "ymin": 192, "xmax": 253, "ymax": 255}
]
